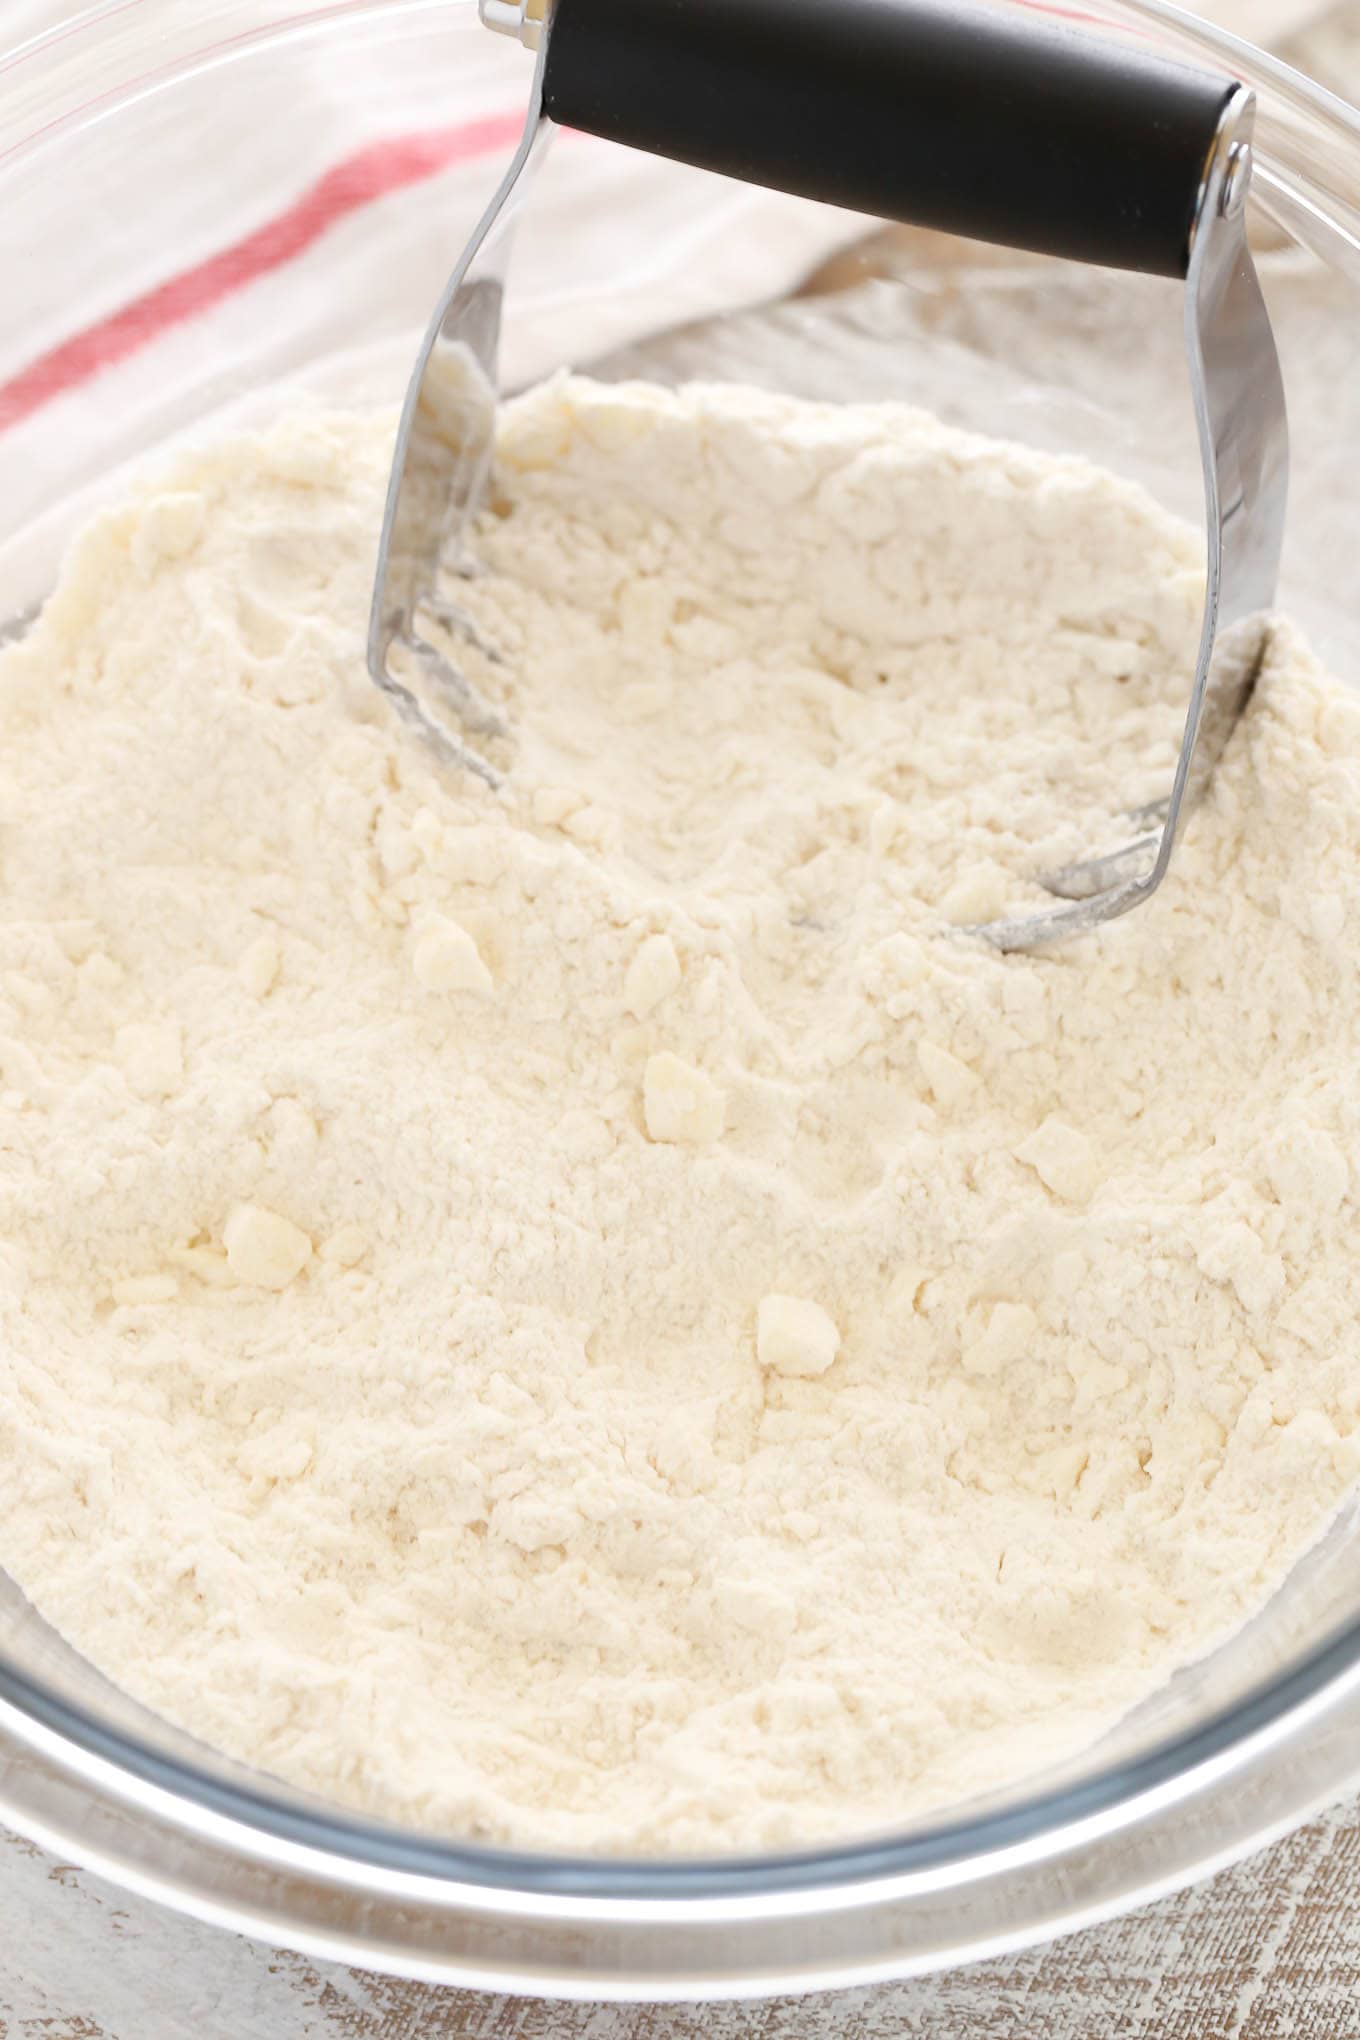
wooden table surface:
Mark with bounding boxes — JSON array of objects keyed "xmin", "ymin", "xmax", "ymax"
[
  {"xmin": 6, "ymin": 0, "xmax": 1360, "ymax": 2033},
  {"xmin": 4, "ymin": 1802, "xmax": 1360, "ymax": 2037}
]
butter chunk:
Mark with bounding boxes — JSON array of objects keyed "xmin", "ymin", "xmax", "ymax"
[
  {"xmin": 624, "ymin": 933, "xmax": 681, "ymax": 1019},
  {"xmin": 1265, "ymin": 1122, "xmax": 1349, "ymax": 1217},
  {"xmin": 224, "ymin": 1204, "xmax": 312, "ymax": 1291},
  {"xmin": 1197, "ymin": 1218, "xmax": 1286, "ymax": 1315},
  {"xmin": 918, "ymin": 1037, "xmax": 978, "ymax": 1109},
  {"xmin": 116, "ymin": 1019, "xmax": 183, "ymax": 1100},
  {"xmin": 320, "ymin": 1224, "xmax": 370, "ymax": 1269},
  {"xmin": 757, "ymin": 1293, "xmax": 840, "ymax": 1378},
  {"xmin": 412, "ymin": 915, "xmax": 494, "ymax": 996},
  {"xmin": 111, "ymin": 1273, "xmax": 179, "ymax": 1307},
  {"xmin": 962, "ymin": 1300, "xmax": 1037, "ymax": 1379},
  {"xmin": 238, "ymin": 933, "xmax": 280, "ymax": 998},
  {"xmin": 643, "ymin": 1051, "xmax": 725, "ymax": 1145},
  {"xmin": 131, "ymin": 491, "xmax": 206, "ymax": 569},
  {"xmin": 562, "ymin": 803, "xmax": 618, "ymax": 850},
  {"xmin": 1015, "ymin": 1116, "xmax": 1098, "ymax": 1204},
  {"xmin": 531, "ymin": 786, "xmax": 583, "ymax": 828}
]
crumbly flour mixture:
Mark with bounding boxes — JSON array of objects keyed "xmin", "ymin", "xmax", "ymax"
[{"xmin": 1, "ymin": 378, "xmax": 1358, "ymax": 1853}]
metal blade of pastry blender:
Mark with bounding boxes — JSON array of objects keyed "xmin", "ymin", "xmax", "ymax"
[
  {"xmin": 370, "ymin": 0, "xmax": 1286, "ymax": 957},
  {"xmin": 1022, "ymin": 138, "xmax": 1288, "ymax": 931},
  {"xmin": 367, "ymin": 35, "xmax": 553, "ymax": 788}
]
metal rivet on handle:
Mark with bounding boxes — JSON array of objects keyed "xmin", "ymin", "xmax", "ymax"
[{"xmin": 479, "ymin": 0, "xmax": 548, "ymax": 46}]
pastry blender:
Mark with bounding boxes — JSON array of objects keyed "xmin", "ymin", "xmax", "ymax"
[{"xmin": 368, "ymin": 0, "xmax": 1288, "ymax": 951}]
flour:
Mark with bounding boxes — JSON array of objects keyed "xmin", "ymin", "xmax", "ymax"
[{"xmin": 0, "ymin": 377, "xmax": 1358, "ymax": 1854}]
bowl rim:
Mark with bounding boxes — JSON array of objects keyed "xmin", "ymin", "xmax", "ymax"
[{"xmin": 6, "ymin": 1573, "xmax": 1360, "ymax": 1901}]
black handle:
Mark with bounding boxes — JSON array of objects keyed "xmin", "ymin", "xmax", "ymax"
[{"xmin": 541, "ymin": 0, "xmax": 1237, "ymax": 279}]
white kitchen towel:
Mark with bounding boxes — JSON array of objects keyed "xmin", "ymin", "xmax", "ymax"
[
  {"xmin": 0, "ymin": 2, "xmax": 870, "ymax": 487},
  {"xmin": 0, "ymin": 0, "xmax": 1338, "ymax": 558}
]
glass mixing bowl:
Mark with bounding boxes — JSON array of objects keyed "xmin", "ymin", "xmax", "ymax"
[{"xmin": 2, "ymin": 0, "xmax": 1360, "ymax": 2000}]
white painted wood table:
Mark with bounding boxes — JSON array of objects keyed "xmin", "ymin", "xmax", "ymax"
[{"xmin": 5, "ymin": 1, "xmax": 1360, "ymax": 2034}]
